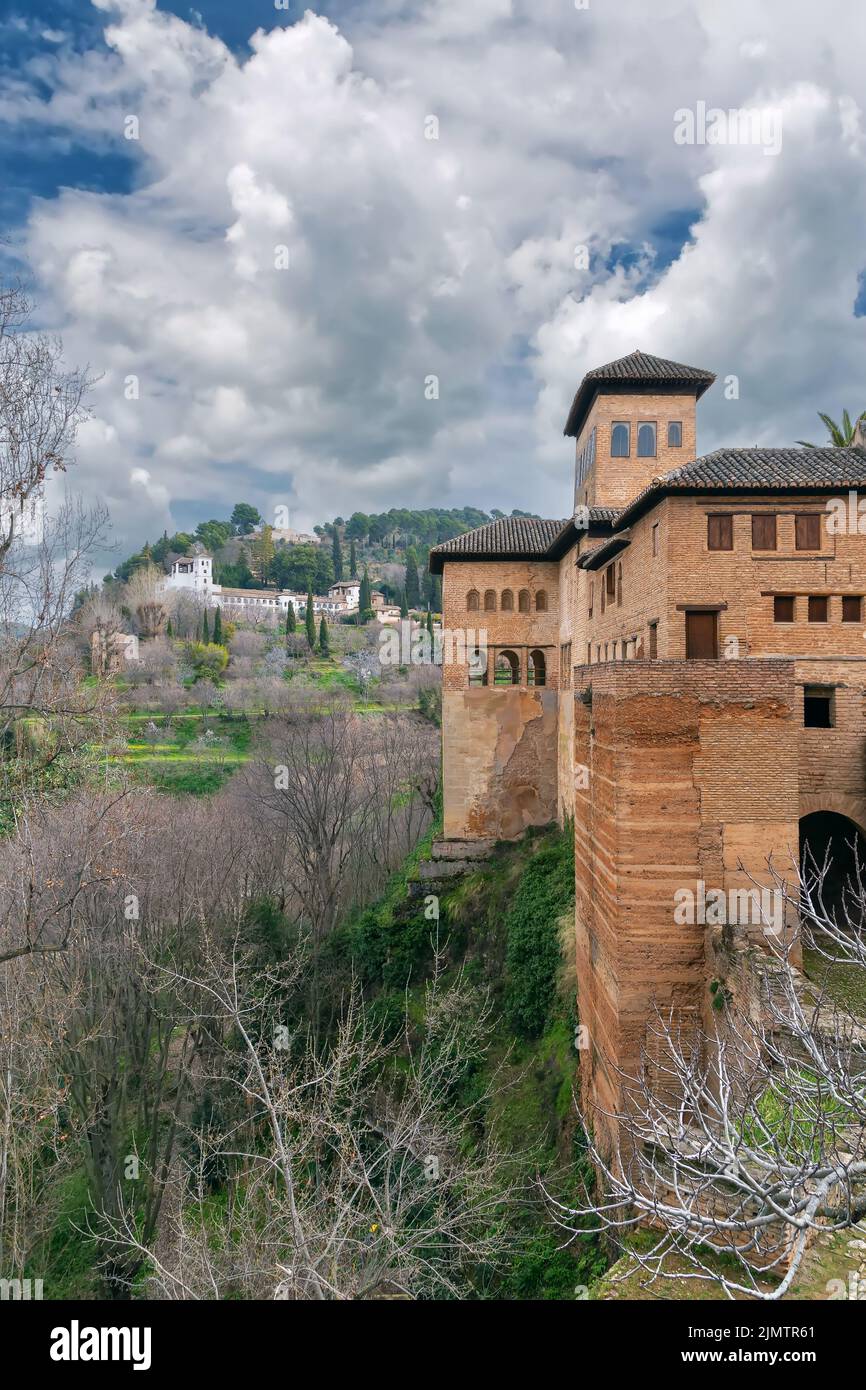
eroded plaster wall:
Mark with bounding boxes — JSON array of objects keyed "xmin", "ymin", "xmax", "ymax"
[{"xmin": 442, "ymin": 688, "xmax": 559, "ymax": 840}]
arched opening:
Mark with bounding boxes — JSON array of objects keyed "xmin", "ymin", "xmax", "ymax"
[
  {"xmin": 484, "ymin": 589, "xmax": 497, "ymax": 612},
  {"xmin": 528, "ymin": 649, "xmax": 546, "ymax": 686},
  {"xmin": 501, "ymin": 588, "xmax": 514, "ymax": 611},
  {"xmin": 799, "ymin": 811, "xmax": 866, "ymax": 929},
  {"xmin": 535, "ymin": 590, "xmax": 547, "ymax": 612},
  {"xmin": 518, "ymin": 589, "xmax": 530, "ymax": 614},
  {"xmin": 494, "ymin": 650, "xmax": 520, "ymax": 685},
  {"xmin": 466, "ymin": 589, "xmax": 479, "ymax": 612}
]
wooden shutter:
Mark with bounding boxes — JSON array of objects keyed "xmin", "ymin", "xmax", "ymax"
[
  {"xmin": 685, "ymin": 610, "xmax": 717, "ymax": 658},
  {"xmin": 796, "ymin": 514, "xmax": 821, "ymax": 550},
  {"xmin": 751, "ymin": 514, "xmax": 777, "ymax": 550},
  {"xmin": 842, "ymin": 595, "xmax": 862, "ymax": 622},
  {"xmin": 707, "ymin": 515, "xmax": 733, "ymax": 551}
]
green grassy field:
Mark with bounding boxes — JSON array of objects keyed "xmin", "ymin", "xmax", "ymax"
[{"xmin": 108, "ymin": 712, "xmax": 254, "ymax": 795}]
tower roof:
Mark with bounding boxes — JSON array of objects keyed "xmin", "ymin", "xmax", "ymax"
[{"xmin": 563, "ymin": 349, "xmax": 716, "ymax": 438}]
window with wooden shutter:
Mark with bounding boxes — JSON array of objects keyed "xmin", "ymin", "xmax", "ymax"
[
  {"xmin": 648, "ymin": 622, "xmax": 658, "ymax": 659},
  {"xmin": 843, "ymin": 595, "xmax": 862, "ymax": 622},
  {"xmin": 796, "ymin": 514, "xmax": 821, "ymax": 550},
  {"xmin": 808, "ymin": 595, "xmax": 828, "ymax": 622},
  {"xmin": 752, "ymin": 514, "xmax": 777, "ymax": 550},
  {"xmin": 773, "ymin": 595, "xmax": 795, "ymax": 623},
  {"xmin": 707, "ymin": 514, "xmax": 733, "ymax": 551}
]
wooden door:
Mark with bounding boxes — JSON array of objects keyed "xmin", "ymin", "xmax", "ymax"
[{"xmin": 685, "ymin": 610, "xmax": 717, "ymax": 659}]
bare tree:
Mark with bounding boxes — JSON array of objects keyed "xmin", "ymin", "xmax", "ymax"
[
  {"xmin": 99, "ymin": 939, "xmax": 519, "ymax": 1300},
  {"xmin": 554, "ymin": 851, "xmax": 866, "ymax": 1300}
]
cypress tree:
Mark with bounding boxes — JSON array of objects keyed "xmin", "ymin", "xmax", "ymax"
[
  {"xmin": 202, "ymin": 609, "xmax": 210, "ymax": 643},
  {"xmin": 400, "ymin": 589, "xmax": 408, "ymax": 619},
  {"xmin": 286, "ymin": 601, "xmax": 296, "ymax": 635},
  {"xmin": 405, "ymin": 548, "xmax": 420, "ymax": 608},
  {"xmin": 213, "ymin": 606, "xmax": 222, "ymax": 644},
  {"xmin": 319, "ymin": 616, "xmax": 329, "ymax": 654},
  {"xmin": 426, "ymin": 610, "xmax": 434, "ymax": 638},
  {"xmin": 305, "ymin": 591, "xmax": 316, "ymax": 649},
  {"xmin": 331, "ymin": 527, "xmax": 343, "ymax": 582},
  {"xmin": 359, "ymin": 567, "xmax": 372, "ymax": 614},
  {"xmin": 349, "ymin": 538, "xmax": 357, "ymax": 577}
]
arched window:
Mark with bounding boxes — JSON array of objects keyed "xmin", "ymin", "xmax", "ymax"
[
  {"xmin": 535, "ymin": 590, "xmax": 547, "ymax": 612},
  {"xmin": 484, "ymin": 589, "xmax": 497, "ymax": 612},
  {"xmin": 611, "ymin": 422, "xmax": 630, "ymax": 457},
  {"xmin": 518, "ymin": 589, "xmax": 530, "ymax": 613},
  {"xmin": 467, "ymin": 589, "xmax": 479, "ymax": 611},
  {"xmin": 501, "ymin": 588, "xmax": 514, "ymax": 611},
  {"xmin": 468, "ymin": 649, "xmax": 487, "ymax": 686},
  {"xmin": 494, "ymin": 650, "xmax": 520, "ymax": 685},
  {"xmin": 637, "ymin": 422, "xmax": 656, "ymax": 458},
  {"xmin": 528, "ymin": 650, "xmax": 546, "ymax": 686}
]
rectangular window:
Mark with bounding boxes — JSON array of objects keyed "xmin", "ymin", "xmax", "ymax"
[
  {"xmin": 667, "ymin": 421, "xmax": 683, "ymax": 447},
  {"xmin": 648, "ymin": 621, "xmax": 658, "ymax": 659},
  {"xmin": 637, "ymin": 421, "xmax": 657, "ymax": 457},
  {"xmin": 707, "ymin": 514, "xmax": 733, "ymax": 551},
  {"xmin": 586, "ymin": 642, "xmax": 592, "ymax": 664},
  {"xmin": 588, "ymin": 581, "xmax": 593, "ymax": 618},
  {"xmin": 808, "ymin": 595, "xmax": 828, "ymax": 622},
  {"xmin": 796, "ymin": 513, "xmax": 821, "ymax": 550},
  {"xmin": 752, "ymin": 513, "xmax": 777, "ymax": 550},
  {"xmin": 773, "ymin": 595, "xmax": 795, "ymax": 623},
  {"xmin": 617, "ymin": 562, "xmax": 623, "ymax": 606},
  {"xmin": 843, "ymin": 595, "xmax": 862, "ymax": 622},
  {"xmin": 652, "ymin": 523, "xmax": 659, "ymax": 557},
  {"xmin": 804, "ymin": 686, "xmax": 834, "ymax": 728},
  {"xmin": 606, "ymin": 564, "xmax": 616, "ymax": 597}
]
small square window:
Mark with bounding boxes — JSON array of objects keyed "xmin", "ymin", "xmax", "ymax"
[
  {"xmin": 752, "ymin": 514, "xmax": 777, "ymax": 550},
  {"xmin": 804, "ymin": 686, "xmax": 834, "ymax": 728},
  {"xmin": 808, "ymin": 595, "xmax": 828, "ymax": 622},
  {"xmin": 774, "ymin": 595, "xmax": 795, "ymax": 622},
  {"xmin": 707, "ymin": 514, "xmax": 733, "ymax": 551},
  {"xmin": 842, "ymin": 595, "xmax": 862, "ymax": 622},
  {"xmin": 796, "ymin": 514, "xmax": 821, "ymax": 550},
  {"xmin": 667, "ymin": 421, "xmax": 683, "ymax": 447}
]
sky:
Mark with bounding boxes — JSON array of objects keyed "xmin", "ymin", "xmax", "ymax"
[{"xmin": 1, "ymin": 0, "xmax": 866, "ymax": 566}]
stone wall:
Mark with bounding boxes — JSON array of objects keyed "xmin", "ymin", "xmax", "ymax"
[{"xmin": 441, "ymin": 687, "xmax": 559, "ymax": 840}]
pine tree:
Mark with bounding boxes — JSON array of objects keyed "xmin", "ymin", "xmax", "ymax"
[
  {"xmin": 305, "ymin": 591, "xmax": 316, "ymax": 649},
  {"xmin": 213, "ymin": 606, "xmax": 222, "ymax": 645},
  {"xmin": 405, "ymin": 548, "xmax": 420, "ymax": 609},
  {"xmin": 202, "ymin": 609, "xmax": 210, "ymax": 643},
  {"xmin": 349, "ymin": 538, "xmax": 357, "ymax": 577},
  {"xmin": 400, "ymin": 589, "xmax": 409, "ymax": 619},
  {"xmin": 319, "ymin": 616, "xmax": 329, "ymax": 654},
  {"xmin": 331, "ymin": 527, "xmax": 343, "ymax": 582},
  {"xmin": 286, "ymin": 601, "xmax": 296, "ymax": 635}
]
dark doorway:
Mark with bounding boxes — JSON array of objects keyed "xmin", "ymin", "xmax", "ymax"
[
  {"xmin": 799, "ymin": 811, "xmax": 866, "ymax": 927},
  {"xmin": 685, "ymin": 610, "xmax": 718, "ymax": 659}
]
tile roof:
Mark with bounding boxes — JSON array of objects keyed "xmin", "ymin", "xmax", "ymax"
[
  {"xmin": 429, "ymin": 517, "xmax": 566, "ymax": 571},
  {"xmin": 564, "ymin": 350, "xmax": 716, "ymax": 437},
  {"xmin": 617, "ymin": 446, "xmax": 866, "ymax": 524}
]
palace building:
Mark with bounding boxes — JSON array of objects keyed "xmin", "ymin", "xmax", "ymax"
[{"xmin": 430, "ymin": 350, "xmax": 866, "ymax": 1143}]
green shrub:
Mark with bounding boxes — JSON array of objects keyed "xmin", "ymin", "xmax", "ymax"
[{"xmin": 504, "ymin": 836, "xmax": 574, "ymax": 1038}]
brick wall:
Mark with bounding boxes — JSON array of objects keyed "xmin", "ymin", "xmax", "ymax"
[
  {"xmin": 572, "ymin": 660, "xmax": 800, "ymax": 1154},
  {"xmin": 574, "ymin": 390, "xmax": 698, "ymax": 511}
]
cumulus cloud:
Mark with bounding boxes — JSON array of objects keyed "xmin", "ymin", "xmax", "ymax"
[{"xmin": 2, "ymin": 0, "xmax": 866, "ymax": 557}]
